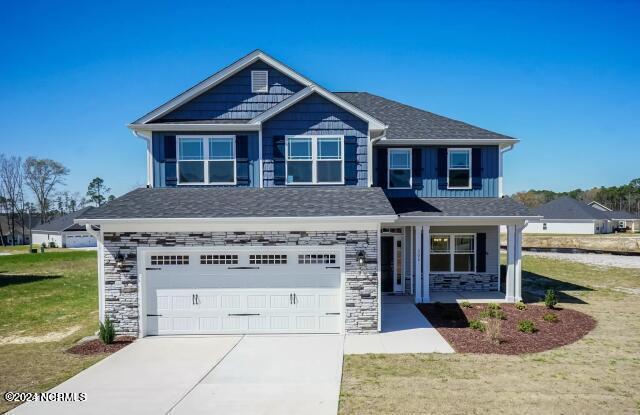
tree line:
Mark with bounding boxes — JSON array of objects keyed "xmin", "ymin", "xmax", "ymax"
[
  {"xmin": 512, "ymin": 178, "xmax": 640, "ymax": 214},
  {"xmin": 0, "ymin": 154, "xmax": 115, "ymax": 246}
]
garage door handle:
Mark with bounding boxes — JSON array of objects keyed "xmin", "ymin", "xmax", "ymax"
[
  {"xmin": 325, "ymin": 312, "xmax": 340, "ymax": 315},
  {"xmin": 325, "ymin": 266, "xmax": 340, "ymax": 269},
  {"xmin": 146, "ymin": 267, "xmax": 161, "ymax": 270},
  {"xmin": 227, "ymin": 313, "xmax": 260, "ymax": 316},
  {"xmin": 227, "ymin": 266, "xmax": 260, "ymax": 269},
  {"xmin": 146, "ymin": 314, "xmax": 162, "ymax": 317}
]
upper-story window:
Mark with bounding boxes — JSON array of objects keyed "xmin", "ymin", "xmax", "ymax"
[
  {"xmin": 177, "ymin": 136, "xmax": 236, "ymax": 185},
  {"xmin": 447, "ymin": 148, "xmax": 471, "ymax": 189},
  {"xmin": 388, "ymin": 148, "xmax": 412, "ymax": 189},
  {"xmin": 286, "ymin": 136, "xmax": 343, "ymax": 184}
]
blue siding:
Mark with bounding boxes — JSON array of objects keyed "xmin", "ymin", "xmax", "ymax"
[
  {"xmin": 262, "ymin": 93, "xmax": 369, "ymax": 187},
  {"xmin": 152, "ymin": 131, "xmax": 260, "ymax": 187},
  {"xmin": 156, "ymin": 61, "xmax": 304, "ymax": 122},
  {"xmin": 378, "ymin": 146, "xmax": 499, "ymax": 197}
]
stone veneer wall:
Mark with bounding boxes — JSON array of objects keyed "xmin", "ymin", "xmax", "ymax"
[
  {"xmin": 429, "ymin": 273, "xmax": 498, "ymax": 291},
  {"xmin": 102, "ymin": 230, "xmax": 378, "ymax": 336}
]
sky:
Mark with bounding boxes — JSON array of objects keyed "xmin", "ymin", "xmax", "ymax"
[{"xmin": 1, "ymin": 0, "xmax": 638, "ymax": 199}]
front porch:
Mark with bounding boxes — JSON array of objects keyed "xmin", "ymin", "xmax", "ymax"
[{"xmin": 429, "ymin": 290, "xmax": 508, "ymax": 303}]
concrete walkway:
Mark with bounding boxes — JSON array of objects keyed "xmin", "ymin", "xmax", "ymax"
[
  {"xmin": 10, "ymin": 335, "xmax": 343, "ymax": 415},
  {"xmin": 344, "ymin": 296, "xmax": 454, "ymax": 354}
]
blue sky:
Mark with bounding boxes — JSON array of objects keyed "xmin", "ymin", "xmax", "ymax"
[{"xmin": 1, "ymin": 0, "xmax": 638, "ymax": 198}]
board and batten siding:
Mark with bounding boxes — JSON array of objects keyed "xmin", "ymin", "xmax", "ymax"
[
  {"xmin": 262, "ymin": 93, "xmax": 369, "ymax": 187},
  {"xmin": 155, "ymin": 61, "xmax": 305, "ymax": 122},
  {"xmin": 152, "ymin": 131, "xmax": 260, "ymax": 187}
]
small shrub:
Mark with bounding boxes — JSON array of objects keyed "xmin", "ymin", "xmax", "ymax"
[
  {"xmin": 543, "ymin": 313, "xmax": 559, "ymax": 323},
  {"xmin": 544, "ymin": 289, "xmax": 558, "ymax": 309},
  {"xmin": 484, "ymin": 319, "xmax": 502, "ymax": 344},
  {"xmin": 49, "ymin": 241, "xmax": 57, "ymax": 248},
  {"xmin": 518, "ymin": 319, "xmax": 536, "ymax": 333},
  {"xmin": 461, "ymin": 301, "xmax": 472, "ymax": 309},
  {"xmin": 479, "ymin": 309, "xmax": 506, "ymax": 320},
  {"xmin": 487, "ymin": 302, "xmax": 502, "ymax": 310},
  {"xmin": 99, "ymin": 317, "xmax": 115, "ymax": 344},
  {"xmin": 515, "ymin": 301, "xmax": 526, "ymax": 311},
  {"xmin": 469, "ymin": 319, "xmax": 485, "ymax": 331}
]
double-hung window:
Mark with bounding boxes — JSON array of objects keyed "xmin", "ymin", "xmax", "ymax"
[
  {"xmin": 177, "ymin": 136, "xmax": 236, "ymax": 185},
  {"xmin": 430, "ymin": 234, "xmax": 476, "ymax": 273},
  {"xmin": 447, "ymin": 148, "xmax": 471, "ymax": 189},
  {"xmin": 286, "ymin": 136, "xmax": 343, "ymax": 184},
  {"xmin": 388, "ymin": 148, "xmax": 411, "ymax": 189}
]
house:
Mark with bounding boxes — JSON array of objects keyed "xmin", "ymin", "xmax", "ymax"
[
  {"xmin": 32, "ymin": 207, "xmax": 97, "ymax": 248},
  {"xmin": 588, "ymin": 201, "xmax": 640, "ymax": 232},
  {"xmin": 0, "ymin": 214, "xmax": 41, "ymax": 245},
  {"xmin": 75, "ymin": 50, "xmax": 537, "ymax": 337},
  {"xmin": 524, "ymin": 196, "xmax": 613, "ymax": 234}
]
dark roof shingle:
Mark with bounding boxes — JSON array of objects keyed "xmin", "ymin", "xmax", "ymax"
[
  {"xmin": 390, "ymin": 197, "xmax": 536, "ymax": 217},
  {"xmin": 32, "ymin": 207, "xmax": 94, "ymax": 233},
  {"xmin": 534, "ymin": 197, "xmax": 611, "ymax": 220}
]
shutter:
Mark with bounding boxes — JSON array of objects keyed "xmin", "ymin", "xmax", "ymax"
[
  {"xmin": 376, "ymin": 147, "xmax": 388, "ymax": 188},
  {"xmin": 412, "ymin": 148, "xmax": 423, "ymax": 190},
  {"xmin": 272, "ymin": 135, "xmax": 286, "ymax": 185},
  {"xmin": 236, "ymin": 135, "xmax": 250, "ymax": 186},
  {"xmin": 476, "ymin": 233, "xmax": 486, "ymax": 273},
  {"xmin": 344, "ymin": 136, "xmax": 358, "ymax": 185},
  {"xmin": 437, "ymin": 148, "xmax": 447, "ymax": 190},
  {"xmin": 164, "ymin": 135, "xmax": 177, "ymax": 187},
  {"xmin": 472, "ymin": 148, "xmax": 482, "ymax": 190}
]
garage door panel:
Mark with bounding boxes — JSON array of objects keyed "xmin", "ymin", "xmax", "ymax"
[
  {"xmin": 269, "ymin": 295, "xmax": 291, "ymax": 309},
  {"xmin": 198, "ymin": 317, "xmax": 220, "ymax": 331},
  {"xmin": 220, "ymin": 295, "xmax": 242, "ymax": 309},
  {"xmin": 247, "ymin": 295, "xmax": 267, "ymax": 309}
]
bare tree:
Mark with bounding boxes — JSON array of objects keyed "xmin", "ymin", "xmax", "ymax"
[
  {"xmin": 0, "ymin": 155, "xmax": 24, "ymax": 245},
  {"xmin": 23, "ymin": 157, "xmax": 69, "ymax": 223}
]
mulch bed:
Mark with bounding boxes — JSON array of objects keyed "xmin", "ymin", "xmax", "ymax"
[
  {"xmin": 66, "ymin": 336, "xmax": 136, "ymax": 355},
  {"xmin": 418, "ymin": 303, "xmax": 596, "ymax": 354}
]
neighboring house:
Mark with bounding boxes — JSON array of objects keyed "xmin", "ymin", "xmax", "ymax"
[
  {"xmin": 524, "ymin": 197, "xmax": 613, "ymax": 234},
  {"xmin": 75, "ymin": 50, "xmax": 537, "ymax": 337},
  {"xmin": 0, "ymin": 214, "xmax": 41, "ymax": 245},
  {"xmin": 32, "ymin": 207, "xmax": 97, "ymax": 248},
  {"xmin": 588, "ymin": 201, "xmax": 640, "ymax": 232}
]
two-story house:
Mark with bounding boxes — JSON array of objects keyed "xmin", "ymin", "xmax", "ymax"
[{"xmin": 77, "ymin": 50, "xmax": 537, "ymax": 337}]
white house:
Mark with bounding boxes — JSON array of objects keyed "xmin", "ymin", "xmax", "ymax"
[
  {"xmin": 32, "ymin": 207, "xmax": 97, "ymax": 248},
  {"xmin": 524, "ymin": 197, "xmax": 613, "ymax": 235},
  {"xmin": 588, "ymin": 201, "xmax": 640, "ymax": 233}
]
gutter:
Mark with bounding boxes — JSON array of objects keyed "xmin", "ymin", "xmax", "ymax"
[
  {"xmin": 367, "ymin": 134, "xmax": 385, "ymax": 186},
  {"xmin": 132, "ymin": 130, "xmax": 153, "ymax": 187},
  {"xmin": 75, "ymin": 215, "xmax": 398, "ymax": 226}
]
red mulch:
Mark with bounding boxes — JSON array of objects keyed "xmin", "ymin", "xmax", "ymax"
[
  {"xmin": 66, "ymin": 336, "xmax": 136, "ymax": 355},
  {"xmin": 418, "ymin": 303, "xmax": 596, "ymax": 354}
]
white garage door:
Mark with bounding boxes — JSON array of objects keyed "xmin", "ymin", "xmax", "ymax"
[
  {"xmin": 65, "ymin": 234, "xmax": 96, "ymax": 248},
  {"xmin": 144, "ymin": 248, "xmax": 343, "ymax": 335}
]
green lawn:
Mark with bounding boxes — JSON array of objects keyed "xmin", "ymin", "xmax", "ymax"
[
  {"xmin": 340, "ymin": 256, "xmax": 640, "ymax": 414},
  {"xmin": 0, "ymin": 251, "xmax": 103, "ymax": 413}
]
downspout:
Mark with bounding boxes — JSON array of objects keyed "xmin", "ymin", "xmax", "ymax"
[
  {"xmin": 132, "ymin": 130, "xmax": 153, "ymax": 188},
  {"xmin": 368, "ymin": 134, "xmax": 385, "ymax": 187},
  {"xmin": 499, "ymin": 144, "xmax": 514, "ymax": 197}
]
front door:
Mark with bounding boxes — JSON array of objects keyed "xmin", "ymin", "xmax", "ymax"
[{"xmin": 381, "ymin": 236, "xmax": 395, "ymax": 292}]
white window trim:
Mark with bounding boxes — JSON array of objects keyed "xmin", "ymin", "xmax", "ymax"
[
  {"xmin": 251, "ymin": 70, "xmax": 268, "ymax": 93},
  {"xmin": 176, "ymin": 135, "xmax": 237, "ymax": 186},
  {"xmin": 285, "ymin": 135, "xmax": 345, "ymax": 185},
  {"xmin": 447, "ymin": 148, "xmax": 472, "ymax": 190},
  {"xmin": 388, "ymin": 148, "xmax": 412, "ymax": 189},
  {"xmin": 429, "ymin": 233, "xmax": 477, "ymax": 274}
]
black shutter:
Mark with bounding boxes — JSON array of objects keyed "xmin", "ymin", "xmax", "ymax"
[
  {"xmin": 376, "ymin": 147, "xmax": 388, "ymax": 188},
  {"xmin": 164, "ymin": 135, "xmax": 177, "ymax": 187},
  {"xmin": 472, "ymin": 148, "xmax": 482, "ymax": 190},
  {"xmin": 272, "ymin": 135, "xmax": 286, "ymax": 185},
  {"xmin": 412, "ymin": 148, "xmax": 423, "ymax": 190},
  {"xmin": 476, "ymin": 233, "xmax": 486, "ymax": 272},
  {"xmin": 236, "ymin": 135, "xmax": 250, "ymax": 186},
  {"xmin": 344, "ymin": 136, "xmax": 358, "ymax": 185},
  {"xmin": 437, "ymin": 148, "xmax": 447, "ymax": 190}
]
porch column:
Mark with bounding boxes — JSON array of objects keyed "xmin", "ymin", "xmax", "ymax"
[
  {"xmin": 505, "ymin": 225, "xmax": 516, "ymax": 302},
  {"xmin": 414, "ymin": 226, "xmax": 422, "ymax": 303},
  {"xmin": 514, "ymin": 225, "xmax": 524, "ymax": 302},
  {"xmin": 421, "ymin": 225, "xmax": 430, "ymax": 302}
]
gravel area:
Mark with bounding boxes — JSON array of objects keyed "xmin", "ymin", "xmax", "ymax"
[{"xmin": 523, "ymin": 251, "xmax": 640, "ymax": 269}]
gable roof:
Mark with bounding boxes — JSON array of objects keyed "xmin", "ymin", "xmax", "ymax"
[
  {"xmin": 587, "ymin": 201, "xmax": 612, "ymax": 211},
  {"xmin": 335, "ymin": 92, "xmax": 517, "ymax": 143},
  {"xmin": 534, "ymin": 197, "xmax": 610, "ymax": 220},
  {"xmin": 129, "ymin": 50, "xmax": 385, "ymax": 131},
  {"xmin": 32, "ymin": 207, "xmax": 94, "ymax": 233}
]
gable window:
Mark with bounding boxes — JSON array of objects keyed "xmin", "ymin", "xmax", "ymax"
[
  {"xmin": 388, "ymin": 148, "xmax": 411, "ymax": 189},
  {"xmin": 447, "ymin": 148, "xmax": 471, "ymax": 189},
  {"xmin": 286, "ymin": 136, "xmax": 343, "ymax": 184},
  {"xmin": 178, "ymin": 136, "xmax": 236, "ymax": 185},
  {"xmin": 251, "ymin": 70, "xmax": 268, "ymax": 93},
  {"xmin": 430, "ymin": 234, "xmax": 476, "ymax": 273}
]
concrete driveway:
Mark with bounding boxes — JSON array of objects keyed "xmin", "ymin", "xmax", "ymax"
[{"xmin": 11, "ymin": 335, "xmax": 343, "ymax": 415}]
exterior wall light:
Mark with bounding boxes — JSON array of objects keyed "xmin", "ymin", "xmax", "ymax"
[
  {"xmin": 356, "ymin": 250, "xmax": 366, "ymax": 268},
  {"xmin": 115, "ymin": 252, "xmax": 125, "ymax": 269}
]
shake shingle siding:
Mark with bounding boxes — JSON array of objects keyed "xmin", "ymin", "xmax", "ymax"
[
  {"xmin": 155, "ymin": 61, "xmax": 305, "ymax": 122},
  {"xmin": 262, "ymin": 93, "xmax": 369, "ymax": 187}
]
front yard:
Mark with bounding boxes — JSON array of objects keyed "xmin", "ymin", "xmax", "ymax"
[
  {"xmin": 340, "ymin": 256, "xmax": 640, "ymax": 414},
  {"xmin": 0, "ymin": 251, "xmax": 103, "ymax": 414}
]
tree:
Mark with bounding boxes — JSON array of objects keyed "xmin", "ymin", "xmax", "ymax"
[
  {"xmin": 86, "ymin": 177, "xmax": 112, "ymax": 206},
  {"xmin": 23, "ymin": 158, "xmax": 69, "ymax": 223},
  {"xmin": 0, "ymin": 155, "xmax": 24, "ymax": 245}
]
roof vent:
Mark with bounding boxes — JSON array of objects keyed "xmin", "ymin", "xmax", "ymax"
[{"xmin": 251, "ymin": 70, "xmax": 268, "ymax": 93}]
